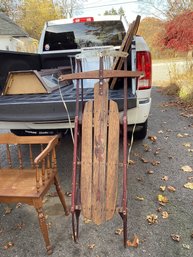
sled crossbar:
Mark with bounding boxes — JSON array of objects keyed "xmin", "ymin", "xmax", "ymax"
[{"xmin": 59, "ymin": 70, "xmax": 143, "ymax": 81}]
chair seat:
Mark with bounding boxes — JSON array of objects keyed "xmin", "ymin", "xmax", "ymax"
[
  {"xmin": 0, "ymin": 169, "xmax": 53, "ymax": 198},
  {"xmin": 0, "ymin": 133, "xmax": 69, "ymax": 254}
]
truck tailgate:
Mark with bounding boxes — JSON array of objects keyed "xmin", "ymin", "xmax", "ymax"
[{"xmin": 0, "ymin": 85, "xmax": 136, "ymax": 122}]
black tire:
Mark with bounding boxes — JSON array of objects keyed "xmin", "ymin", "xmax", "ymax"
[
  {"xmin": 127, "ymin": 120, "xmax": 148, "ymax": 140},
  {"xmin": 134, "ymin": 120, "xmax": 148, "ymax": 140}
]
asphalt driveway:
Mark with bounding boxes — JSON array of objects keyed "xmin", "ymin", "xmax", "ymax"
[{"xmin": 0, "ymin": 86, "xmax": 193, "ymax": 257}]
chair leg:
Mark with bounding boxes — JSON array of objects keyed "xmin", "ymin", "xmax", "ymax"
[
  {"xmin": 54, "ymin": 175, "xmax": 69, "ymax": 216},
  {"xmin": 34, "ymin": 200, "xmax": 52, "ymax": 255}
]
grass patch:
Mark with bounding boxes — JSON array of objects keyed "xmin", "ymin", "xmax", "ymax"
[{"xmin": 161, "ymin": 60, "xmax": 193, "ymax": 105}]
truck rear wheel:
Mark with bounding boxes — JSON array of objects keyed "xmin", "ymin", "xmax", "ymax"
[{"xmin": 127, "ymin": 120, "xmax": 148, "ymax": 140}]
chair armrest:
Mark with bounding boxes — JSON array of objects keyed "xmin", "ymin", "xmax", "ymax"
[{"xmin": 34, "ymin": 135, "xmax": 59, "ymax": 164}]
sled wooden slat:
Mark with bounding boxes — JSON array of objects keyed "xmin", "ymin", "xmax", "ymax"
[
  {"xmin": 80, "ymin": 82, "xmax": 120, "ymax": 225},
  {"xmin": 106, "ymin": 100, "xmax": 119, "ymax": 221},
  {"xmin": 92, "ymin": 82, "xmax": 108, "ymax": 225},
  {"xmin": 81, "ymin": 100, "xmax": 93, "ymax": 219}
]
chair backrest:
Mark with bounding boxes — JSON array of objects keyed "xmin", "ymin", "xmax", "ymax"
[{"xmin": 0, "ymin": 133, "xmax": 59, "ymax": 191}]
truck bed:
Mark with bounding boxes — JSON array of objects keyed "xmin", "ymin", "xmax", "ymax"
[{"xmin": 0, "ymin": 84, "xmax": 136, "ymax": 123}]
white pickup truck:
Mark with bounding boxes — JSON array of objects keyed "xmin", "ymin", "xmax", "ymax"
[{"xmin": 0, "ymin": 15, "xmax": 152, "ymax": 139}]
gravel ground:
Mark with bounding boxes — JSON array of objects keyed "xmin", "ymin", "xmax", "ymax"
[{"xmin": 0, "ymin": 86, "xmax": 193, "ymax": 257}]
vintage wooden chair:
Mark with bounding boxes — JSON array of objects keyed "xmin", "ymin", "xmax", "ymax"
[{"xmin": 0, "ymin": 133, "xmax": 69, "ymax": 255}]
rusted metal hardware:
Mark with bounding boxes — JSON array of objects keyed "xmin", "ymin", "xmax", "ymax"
[
  {"xmin": 122, "ymin": 58, "xmax": 128, "ymax": 247},
  {"xmin": 99, "ymin": 55, "xmax": 104, "ymax": 95},
  {"xmin": 71, "ymin": 59, "xmax": 81, "ymax": 242}
]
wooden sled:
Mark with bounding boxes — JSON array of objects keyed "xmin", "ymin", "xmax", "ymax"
[
  {"xmin": 58, "ymin": 14, "xmax": 142, "ymax": 247},
  {"xmin": 59, "ymin": 53, "xmax": 143, "ymax": 246}
]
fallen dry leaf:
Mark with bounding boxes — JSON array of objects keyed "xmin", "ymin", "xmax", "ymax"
[
  {"xmin": 171, "ymin": 234, "xmax": 180, "ymax": 242},
  {"xmin": 157, "ymin": 194, "xmax": 169, "ymax": 203},
  {"xmin": 83, "ymin": 218, "xmax": 92, "ymax": 224},
  {"xmin": 148, "ymin": 135, "xmax": 157, "ymax": 142},
  {"xmin": 181, "ymin": 112, "xmax": 193, "ymax": 118},
  {"xmin": 167, "ymin": 186, "xmax": 176, "ymax": 192},
  {"xmin": 4, "ymin": 206, "xmax": 12, "ymax": 215},
  {"xmin": 188, "ymin": 149, "xmax": 193, "ymax": 153},
  {"xmin": 151, "ymin": 160, "xmax": 160, "ymax": 166},
  {"xmin": 184, "ymin": 182, "xmax": 193, "ymax": 190},
  {"xmin": 65, "ymin": 192, "xmax": 72, "ymax": 197},
  {"xmin": 16, "ymin": 222, "xmax": 25, "ymax": 230},
  {"xmin": 127, "ymin": 235, "xmax": 139, "ymax": 248},
  {"xmin": 181, "ymin": 165, "xmax": 193, "ymax": 172},
  {"xmin": 42, "ymin": 197, "xmax": 48, "ymax": 204},
  {"xmin": 88, "ymin": 244, "xmax": 95, "ymax": 249},
  {"xmin": 3, "ymin": 242, "xmax": 14, "ymax": 250},
  {"xmin": 162, "ymin": 211, "xmax": 169, "ymax": 219},
  {"xmin": 183, "ymin": 143, "xmax": 191, "ymax": 148},
  {"xmin": 147, "ymin": 170, "xmax": 154, "ymax": 174},
  {"xmin": 135, "ymin": 196, "xmax": 144, "ymax": 201},
  {"xmin": 157, "ymin": 207, "xmax": 162, "ymax": 212},
  {"xmin": 128, "ymin": 160, "xmax": 135, "ymax": 165},
  {"xmin": 16, "ymin": 203, "xmax": 22, "ymax": 208},
  {"xmin": 182, "ymin": 244, "xmax": 190, "ymax": 250},
  {"xmin": 134, "ymin": 152, "xmax": 140, "ymax": 157},
  {"xmin": 146, "ymin": 214, "xmax": 158, "ymax": 224},
  {"xmin": 140, "ymin": 157, "xmax": 149, "ymax": 163},
  {"xmin": 143, "ymin": 144, "xmax": 152, "ymax": 152},
  {"xmin": 160, "ymin": 186, "xmax": 166, "ymax": 192},
  {"xmin": 154, "ymin": 150, "xmax": 160, "ymax": 156},
  {"xmin": 162, "ymin": 176, "xmax": 169, "ymax": 181},
  {"xmin": 47, "ymin": 222, "xmax": 52, "ymax": 229},
  {"xmin": 177, "ymin": 133, "xmax": 189, "ymax": 138},
  {"xmin": 115, "ymin": 228, "xmax": 123, "ymax": 235}
]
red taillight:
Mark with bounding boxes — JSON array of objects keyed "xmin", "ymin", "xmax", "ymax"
[
  {"xmin": 73, "ymin": 17, "xmax": 94, "ymax": 23},
  {"xmin": 136, "ymin": 51, "xmax": 152, "ymax": 90}
]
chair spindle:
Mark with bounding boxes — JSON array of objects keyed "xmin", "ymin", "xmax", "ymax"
[{"xmin": 6, "ymin": 144, "xmax": 12, "ymax": 168}]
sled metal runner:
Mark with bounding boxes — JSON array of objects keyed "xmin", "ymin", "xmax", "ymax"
[{"xmin": 59, "ymin": 53, "xmax": 143, "ymax": 246}]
